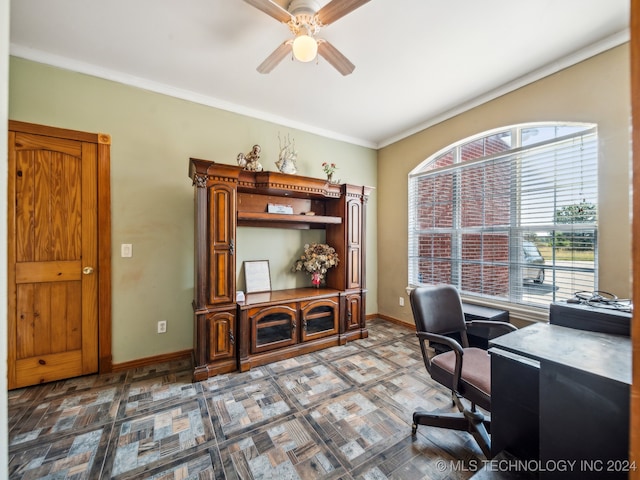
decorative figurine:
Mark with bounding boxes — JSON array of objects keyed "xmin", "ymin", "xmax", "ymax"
[
  {"xmin": 237, "ymin": 144, "xmax": 263, "ymax": 171},
  {"xmin": 276, "ymin": 134, "xmax": 298, "ymax": 174}
]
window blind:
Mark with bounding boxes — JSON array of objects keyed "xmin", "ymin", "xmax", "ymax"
[{"xmin": 408, "ymin": 124, "xmax": 597, "ymax": 308}]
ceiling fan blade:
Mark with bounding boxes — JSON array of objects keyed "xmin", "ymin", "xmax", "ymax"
[
  {"xmin": 316, "ymin": 0, "xmax": 371, "ymax": 25},
  {"xmin": 257, "ymin": 41, "xmax": 292, "ymax": 73},
  {"xmin": 243, "ymin": 0, "xmax": 293, "ymax": 23},
  {"xmin": 317, "ymin": 40, "xmax": 355, "ymax": 76}
]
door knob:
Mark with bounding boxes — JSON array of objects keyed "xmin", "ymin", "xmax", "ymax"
[{"xmin": 83, "ymin": 266, "xmax": 94, "ymax": 275}]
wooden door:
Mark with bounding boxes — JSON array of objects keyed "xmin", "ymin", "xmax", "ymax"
[
  {"xmin": 344, "ymin": 293, "xmax": 362, "ymax": 332},
  {"xmin": 630, "ymin": 0, "xmax": 639, "ymax": 473},
  {"xmin": 8, "ymin": 125, "xmax": 105, "ymax": 388},
  {"xmin": 208, "ymin": 183, "xmax": 236, "ymax": 305},
  {"xmin": 346, "ymin": 198, "xmax": 362, "ymax": 289},
  {"xmin": 206, "ymin": 310, "xmax": 236, "ymax": 362}
]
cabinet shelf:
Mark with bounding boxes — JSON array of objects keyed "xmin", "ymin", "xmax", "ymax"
[
  {"xmin": 240, "ymin": 288, "xmax": 341, "ymax": 308},
  {"xmin": 237, "ymin": 211, "xmax": 342, "ymax": 225},
  {"xmin": 257, "ymin": 318, "xmax": 293, "ymax": 329}
]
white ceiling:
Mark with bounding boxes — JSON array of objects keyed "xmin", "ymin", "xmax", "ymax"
[{"xmin": 9, "ymin": 0, "xmax": 630, "ymax": 148}]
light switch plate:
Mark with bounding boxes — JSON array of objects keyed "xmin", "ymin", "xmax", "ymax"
[{"xmin": 121, "ymin": 244, "xmax": 132, "ymax": 258}]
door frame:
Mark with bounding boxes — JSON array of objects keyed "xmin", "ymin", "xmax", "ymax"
[
  {"xmin": 8, "ymin": 120, "xmax": 113, "ymax": 375},
  {"xmin": 631, "ymin": 0, "xmax": 639, "ymax": 473}
]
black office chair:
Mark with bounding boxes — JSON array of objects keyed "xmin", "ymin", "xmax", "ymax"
[{"xmin": 409, "ymin": 285, "xmax": 517, "ymax": 458}]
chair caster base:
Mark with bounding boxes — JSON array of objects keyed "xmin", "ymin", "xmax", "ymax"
[{"xmin": 411, "ymin": 409, "xmax": 492, "ymax": 458}]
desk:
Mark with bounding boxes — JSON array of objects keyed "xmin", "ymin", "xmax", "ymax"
[
  {"xmin": 489, "ymin": 323, "xmax": 631, "ymax": 480},
  {"xmin": 550, "ymin": 301, "xmax": 631, "ymax": 336}
]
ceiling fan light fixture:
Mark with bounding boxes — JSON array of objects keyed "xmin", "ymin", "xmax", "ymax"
[
  {"xmin": 292, "ymin": 34, "xmax": 318, "ymax": 62},
  {"xmin": 244, "ymin": 0, "xmax": 371, "ymax": 74}
]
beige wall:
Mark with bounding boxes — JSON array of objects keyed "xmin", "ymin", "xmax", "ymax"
[
  {"xmin": 378, "ymin": 44, "xmax": 631, "ymax": 325},
  {"xmin": 8, "ymin": 57, "xmax": 378, "ymax": 363}
]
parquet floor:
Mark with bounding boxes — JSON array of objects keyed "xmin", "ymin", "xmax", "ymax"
[{"xmin": 8, "ymin": 318, "xmax": 485, "ymax": 479}]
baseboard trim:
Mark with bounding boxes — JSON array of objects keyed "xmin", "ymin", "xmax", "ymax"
[
  {"xmin": 368, "ymin": 313, "xmax": 414, "ymax": 330},
  {"xmin": 111, "ymin": 317, "xmax": 409, "ymax": 372},
  {"xmin": 112, "ymin": 349, "xmax": 193, "ymax": 372}
]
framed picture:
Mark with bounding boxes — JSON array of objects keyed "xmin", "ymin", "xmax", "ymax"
[{"xmin": 244, "ymin": 260, "xmax": 272, "ymax": 293}]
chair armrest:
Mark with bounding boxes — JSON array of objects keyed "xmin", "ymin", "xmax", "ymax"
[
  {"xmin": 416, "ymin": 331, "xmax": 464, "ymax": 391},
  {"xmin": 416, "ymin": 331, "xmax": 464, "ymax": 355},
  {"xmin": 465, "ymin": 320, "xmax": 517, "ymax": 336}
]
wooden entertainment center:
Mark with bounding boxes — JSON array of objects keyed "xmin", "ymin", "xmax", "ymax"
[{"xmin": 189, "ymin": 158, "xmax": 373, "ymax": 381}]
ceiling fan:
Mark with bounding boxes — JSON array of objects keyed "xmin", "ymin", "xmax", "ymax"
[{"xmin": 243, "ymin": 0, "xmax": 371, "ymax": 76}]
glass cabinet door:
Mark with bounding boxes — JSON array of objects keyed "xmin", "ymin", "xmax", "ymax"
[
  {"xmin": 300, "ymin": 298, "xmax": 339, "ymax": 342},
  {"xmin": 249, "ymin": 304, "xmax": 297, "ymax": 354}
]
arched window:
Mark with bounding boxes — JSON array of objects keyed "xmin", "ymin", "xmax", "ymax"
[{"xmin": 408, "ymin": 123, "xmax": 597, "ymax": 309}]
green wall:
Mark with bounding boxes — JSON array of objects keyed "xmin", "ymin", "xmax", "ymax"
[
  {"xmin": 378, "ymin": 44, "xmax": 631, "ymax": 325},
  {"xmin": 9, "ymin": 56, "xmax": 378, "ymax": 363}
]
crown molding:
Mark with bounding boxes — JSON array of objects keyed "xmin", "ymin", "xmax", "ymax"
[
  {"xmin": 9, "ymin": 43, "xmax": 377, "ymax": 149},
  {"xmin": 10, "ymin": 28, "xmax": 629, "ymax": 151}
]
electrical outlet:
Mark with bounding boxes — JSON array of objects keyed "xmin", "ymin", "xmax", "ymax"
[
  {"xmin": 157, "ymin": 320, "xmax": 167, "ymax": 334},
  {"xmin": 399, "ymin": 296, "xmax": 405, "ymax": 307}
]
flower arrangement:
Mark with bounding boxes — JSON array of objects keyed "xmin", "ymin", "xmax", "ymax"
[
  {"xmin": 322, "ymin": 162, "xmax": 337, "ymax": 177},
  {"xmin": 292, "ymin": 243, "xmax": 339, "ymax": 287}
]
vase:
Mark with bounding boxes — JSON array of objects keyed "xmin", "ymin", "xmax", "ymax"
[
  {"xmin": 326, "ymin": 172, "xmax": 333, "ymax": 183},
  {"xmin": 312, "ymin": 272, "xmax": 321, "ymax": 288}
]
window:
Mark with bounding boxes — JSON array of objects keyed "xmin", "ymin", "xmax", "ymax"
[{"xmin": 408, "ymin": 123, "xmax": 597, "ymax": 309}]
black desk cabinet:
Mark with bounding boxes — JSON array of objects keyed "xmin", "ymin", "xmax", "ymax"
[
  {"xmin": 550, "ymin": 301, "xmax": 631, "ymax": 336},
  {"xmin": 463, "ymin": 303, "xmax": 509, "ymax": 348},
  {"xmin": 490, "ymin": 348, "xmax": 540, "ymax": 461},
  {"xmin": 489, "ymin": 323, "xmax": 631, "ymax": 480},
  {"xmin": 539, "ymin": 359, "xmax": 629, "ymax": 479}
]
